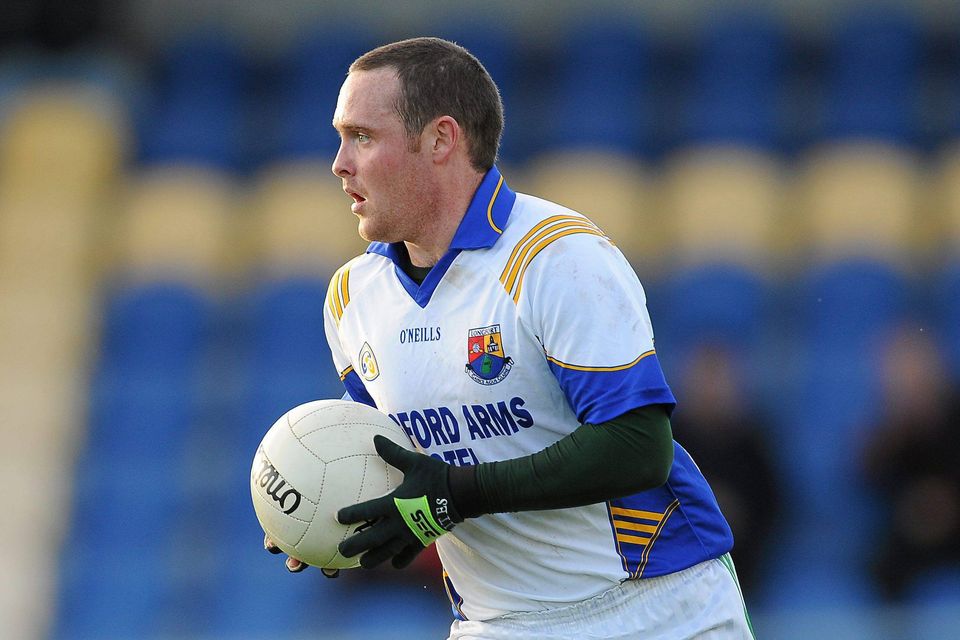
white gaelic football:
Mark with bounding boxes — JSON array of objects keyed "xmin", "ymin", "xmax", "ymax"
[{"xmin": 250, "ymin": 399, "xmax": 412, "ymax": 569}]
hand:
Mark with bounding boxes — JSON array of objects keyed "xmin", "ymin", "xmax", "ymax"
[
  {"xmin": 337, "ymin": 435, "xmax": 461, "ymax": 569},
  {"xmin": 264, "ymin": 534, "xmax": 339, "ymax": 578}
]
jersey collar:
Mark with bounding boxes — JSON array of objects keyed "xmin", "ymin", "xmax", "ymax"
[
  {"xmin": 366, "ymin": 165, "xmax": 515, "ymax": 260},
  {"xmin": 449, "ymin": 165, "xmax": 516, "ymax": 250},
  {"xmin": 365, "ymin": 166, "xmax": 515, "ymax": 308}
]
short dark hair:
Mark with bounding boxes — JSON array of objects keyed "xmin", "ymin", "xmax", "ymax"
[{"xmin": 350, "ymin": 37, "xmax": 504, "ymax": 172}]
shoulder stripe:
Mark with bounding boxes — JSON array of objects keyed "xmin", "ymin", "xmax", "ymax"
[
  {"xmin": 510, "ymin": 228, "xmax": 604, "ymax": 304},
  {"xmin": 338, "ymin": 365, "xmax": 354, "ymax": 381},
  {"xmin": 546, "ymin": 349, "xmax": 656, "ymax": 372},
  {"xmin": 499, "ymin": 215, "xmax": 594, "ymax": 284},
  {"xmin": 326, "ymin": 265, "xmax": 352, "ymax": 326},
  {"xmin": 500, "ymin": 216, "xmax": 604, "ymax": 302}
]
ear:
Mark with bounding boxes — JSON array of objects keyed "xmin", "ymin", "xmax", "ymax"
[{"xmin": 428, "ymin": 115, "xmax": 461, "ymax": 163}]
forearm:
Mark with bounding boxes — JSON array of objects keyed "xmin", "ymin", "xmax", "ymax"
[{"xmin": 450, "ymin": 404, "xmax": 675, "ymax": 517}]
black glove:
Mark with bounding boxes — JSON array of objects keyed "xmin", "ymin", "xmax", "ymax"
[{"xmin": 337, "ymin": 435, "xmax": 462, "ymax": 569}]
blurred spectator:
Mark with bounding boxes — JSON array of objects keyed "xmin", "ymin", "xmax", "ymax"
[
  {"xmin": 670, "ymin": 342, "xmax": 780, "ymax": 595},
  {"xmin": 861, "ymin": 325, "xmax": 960, "ymax": 600}
]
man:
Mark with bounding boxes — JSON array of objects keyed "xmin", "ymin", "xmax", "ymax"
[{"xmin": 266, "ymin": 37, "xmax": 754, "ymax": 639}]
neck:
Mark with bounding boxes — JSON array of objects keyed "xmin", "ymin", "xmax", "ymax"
[{"xmin": 405, "ymin": 169, "xmax": 485, "ymax": 267}]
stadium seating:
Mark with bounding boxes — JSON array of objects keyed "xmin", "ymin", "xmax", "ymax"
[
  {"xmin": 248, "ymin": 160, "xmax": 369, "ymax": 274},
  {"xmin": 15, "ymin": 8, "xmax": 958, "ymax": 639},
  {"xmin": 137, "ymin": 33, "xmax": 248, "ymax": 171},
  {"xmin": 822, "ymin": 8, "xmax": 922, "ymax": 144},
  {"xmin": 270, "ymin": 27, "xmax": 377, "ymax": 162},
  {"xmin": 793, "ymin": 142, "xmax": 923, "ymax": 261},
  {"xmin": 0, "ymin": 82, "xmax": 124, "ymax": 639},
  {"xmin": 521, "ymin": 151, "xmax": 655, "ymax": 266},
  {"xmin": 543, "ymin": 17, "xmax": 653, "ymax": 157},
  {"xmin": 681, "ymin": 11, "xmax": 785, "ymax": 149}
]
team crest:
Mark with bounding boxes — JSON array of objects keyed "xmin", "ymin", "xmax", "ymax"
[
  {"xmin": 358, "ymin": 342, "xmax": 379, "ymax": 381},
  {"xmin": 465, "ymin": 324, "xmax": 513, "ymax": 385}
]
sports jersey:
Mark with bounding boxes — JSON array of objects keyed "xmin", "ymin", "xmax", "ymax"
[{"xmin": 323, "ymin": 166, "xmax": 733, "ymax": 621}]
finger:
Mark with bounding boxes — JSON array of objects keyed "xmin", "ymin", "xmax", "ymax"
[
  {"xmin": 373, "ymin": 434, "xmax": 419, "ymax": 471},
  {"xmin": 286, "ymin": 557, "xmax": 308, "ymax": 573},
  {"xmin": 264, "ymin": 535, "xmax": 282, "ymax": 555},
  {"xmin": 320, "ymin": 568, "xmax": 340, "ymax": 579},
  {"xmin": 339, "ymin": 520, "xmax": 395, "ymax": 558},
  {"xmin": 359, "ymin": 536, "xmax": 409, "ymax": 569},
  {"xmin": 391, "ymin": 544, "xmax": 424, "ymax": 569},
  {"xmin": 337, "ymin": 494, "xmax": 393, "ymax": 525}
]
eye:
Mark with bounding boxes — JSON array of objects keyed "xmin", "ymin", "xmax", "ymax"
[{"xmin": 356, "ymin": 133, "xmax": 370, "ymax": 143}]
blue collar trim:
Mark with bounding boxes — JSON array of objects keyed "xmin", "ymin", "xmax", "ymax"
[
  {"xmin": 366, "ymin": 167, "xmax": 514, "ymax": 307},
  {"xmin": 450, "ymin": 165, "xmax": 515, "ymax": 249}
]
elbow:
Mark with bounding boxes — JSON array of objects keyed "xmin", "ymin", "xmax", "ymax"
[{"xmin": 637, "ymin": 443, "xmax": 674, "ymax": 491}]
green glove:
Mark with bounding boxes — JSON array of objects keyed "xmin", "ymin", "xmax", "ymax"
[{"xmin": 337, "ymin": 435, "xmax": 462, "ymax": 569}]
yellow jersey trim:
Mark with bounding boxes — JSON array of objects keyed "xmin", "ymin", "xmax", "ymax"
[
  {"xmin": 499, "ymin": 215, "xmax": 604, "ymax": 303},
  {"xmin": 546, "ymin": 349, "xmax": 656, "ymax": 373},
  {"xmin": 325, "ymin": 265, "xmax": 352, "ymax": 326},
  {"xmin": 338, "ymin": 365, "xmax": 354, "ymax": 381},
  {"xmin": 499, "ymin": 215, "xmax": 596, "ymax": 285},
  {"xmin": 486, "ymin": 174, "xmax": 505, "ymax": 234},
  {"xmin": 608, "ymin": 499, "xmax": 680, "ymax": 577},
  {"xmin": 634, "ymin": 499, "xmax": 680, "ymax": 579}
]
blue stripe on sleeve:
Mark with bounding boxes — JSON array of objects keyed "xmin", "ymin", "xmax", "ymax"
[
  {"xmin": 342, "ymin": 370, "xmax": 377, "ymax": 408},
  {"xmin": 547, "ymin": 353, "xmax": 676, "ymax": 424}
]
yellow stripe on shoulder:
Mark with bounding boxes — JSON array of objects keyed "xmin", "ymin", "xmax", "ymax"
[
  {"xmin": 325, "ymin": 263, "xmax": 353, "ymax": 326},
  {"xmin": 499, "ymin": 215, "xmax": 603, "ymax": 302}
]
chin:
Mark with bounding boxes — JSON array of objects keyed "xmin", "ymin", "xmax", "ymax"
[{"xmin": 357, "ymin": 220, "xmax": 391, "ymax": 244}]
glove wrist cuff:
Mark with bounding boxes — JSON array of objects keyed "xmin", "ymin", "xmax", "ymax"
[{"xmin": 395, "ymin": 496, "xmax": 454, "ymax": 546}]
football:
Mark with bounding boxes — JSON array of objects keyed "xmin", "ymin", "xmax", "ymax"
[{"xmin": 250, "ymin": 399, "xmax": 412, "ymax": 569}]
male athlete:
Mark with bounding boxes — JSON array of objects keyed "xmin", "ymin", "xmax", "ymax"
[{"xmin": 266, "ymin": 37, "xmax": 754, "ymax": 639}]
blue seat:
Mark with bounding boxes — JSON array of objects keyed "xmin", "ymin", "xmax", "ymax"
[
  {"xmin": 799, "ymin": 258, "xmax": 910, "ymax": 350},
  {"xmin": 245, "ymin": 276, "xmax": 336, "ymax": 372},
  {"xmin": 98, "ymin": 281, "xmax": 213, "ymax": 376},
  {"xmin": 682, "ymin": 11, "xmax": 785, "ymax": 149},
  {"xmin": 544, "ymin": 19, "xmax": 652, "ymax": 156},
  {"xmin": 434, "ymin": 19, "xmax": 526, "ymax": 164},
  {"xmin": 653, "ymin": 262, "xmax": 769, "ymax": 364},
  {"xmin": 822, "ymin": 9, "xmax": 921, "ymax": 144},
  {"xmin": 207, "ymin": 535, "xmax": 348, "ymax": 637},
  {"xmin": 138, "ymin": 33, "xmax": 248, "ymax": 171},
  {"xmin": 271, "ymin": 26, "xmax": 377, "ymax": 161},
  {"xmin": 53, "ymin": 547, "xmax": 173, "ymax": 639}
]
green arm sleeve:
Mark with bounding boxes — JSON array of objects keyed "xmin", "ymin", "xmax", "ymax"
[{"xmin": 449, "ymin": 404, "xmax": 675, "ymax": 518}]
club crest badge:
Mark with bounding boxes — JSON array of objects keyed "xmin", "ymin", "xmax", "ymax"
[
  {"xmin": 358, "ymin": 342, "xmax": 379, "ymax": 381},
  {"xmin": 465, "ymin": 324, "xmax": 513, "ymax": 385}
]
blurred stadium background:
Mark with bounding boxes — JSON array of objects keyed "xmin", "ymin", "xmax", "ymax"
[{"xmin": 2, "ymin": 0, "xmax": 960, "ymax": 638}]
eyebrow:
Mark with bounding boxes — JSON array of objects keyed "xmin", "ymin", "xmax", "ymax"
[{"xmin": 332, "ymin": 120, "xmax": 374, "ymax": 135}]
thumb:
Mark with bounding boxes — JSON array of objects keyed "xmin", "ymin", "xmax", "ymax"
[{"xmin": 373, "ymin": 434, "xmax": 418, "ymax": 471}]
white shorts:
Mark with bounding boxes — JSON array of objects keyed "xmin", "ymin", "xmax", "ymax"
[{"xmin": 446, "ymin": 553, "xmax": 754, "ymax": 640}]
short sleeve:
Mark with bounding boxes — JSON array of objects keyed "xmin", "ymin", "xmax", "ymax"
[
  {"xmin": 519, "ymin": 234, "xmax": 675, "ymax": 424},
  {"xmin": 323, "ymin": 266, "xmax": 376, "ymax": 408}
]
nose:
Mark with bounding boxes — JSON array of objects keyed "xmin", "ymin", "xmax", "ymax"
[{"xmin": 332, "ymin": 141, "xmax": 353, "ymax": 178}]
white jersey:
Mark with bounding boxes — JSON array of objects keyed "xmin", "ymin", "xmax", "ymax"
[{"xmin": 323, "ymin": 167, "xmax": 732, "ymax": 621}]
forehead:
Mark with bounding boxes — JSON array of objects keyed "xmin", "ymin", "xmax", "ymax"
[{"xmin": 332, "ymin": 68, "xmax": 401, "ymax": 129}]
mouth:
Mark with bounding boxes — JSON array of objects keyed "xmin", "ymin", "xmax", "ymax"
[{"xmin": 344, "ymin": 188, "xmax": 366, "ymax": 213}]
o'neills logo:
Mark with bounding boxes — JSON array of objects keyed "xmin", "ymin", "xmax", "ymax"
[{"xmin": 253, "ymin": 448, "xmax": 302, "ymax": 515}]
